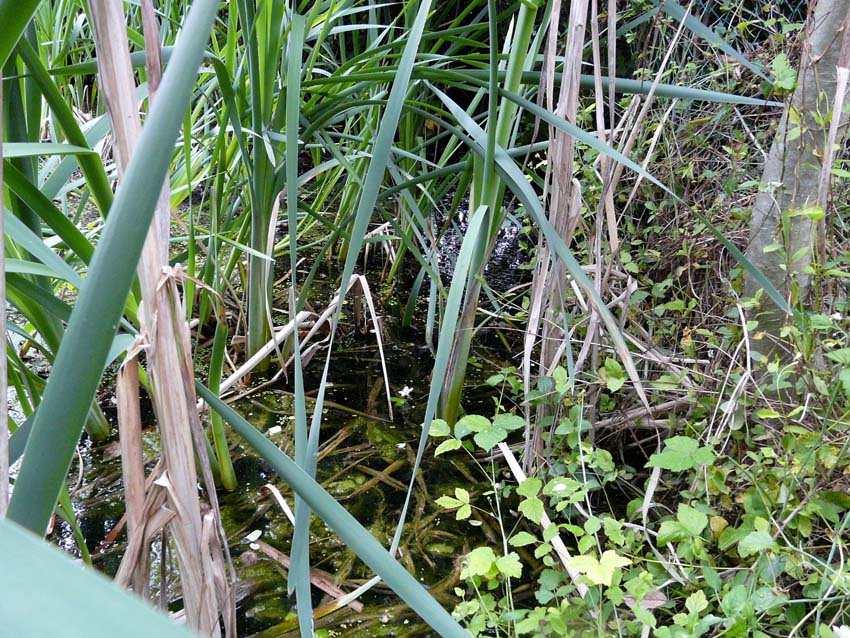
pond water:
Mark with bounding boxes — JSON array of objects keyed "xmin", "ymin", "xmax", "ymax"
[
  {"xmin": 64, "ymin": 317, "xmax": 510, "ymax": 637},
  {"xmin": 57, "ymin": 199, "xmax": 537, "ymax": 636}
]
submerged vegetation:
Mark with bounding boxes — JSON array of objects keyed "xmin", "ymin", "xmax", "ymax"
[{"xmin": 2, "ymin": 0, "xmax": 850, "ymax": 637}]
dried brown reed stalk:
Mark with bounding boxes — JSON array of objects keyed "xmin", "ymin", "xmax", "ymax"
[
  {"xmin": 87, "ymin": 0, "xmax": 233, "ymax": 633},
  {"xmin": 116, "ymin": 349, "xmax": 149, "ymax": 595},
  {"xmin": 523, "ymin": 1, "xmax": 687, "ymax": 469},
  {"xmin": 523, "ymin": 0, "xmax": 590, "ymax": 469},
  {"xmin": 254, "ymin": 539, "xmax": 365, "ymax": 613}
]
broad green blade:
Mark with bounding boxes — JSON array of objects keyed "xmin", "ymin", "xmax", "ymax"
[
  {"xmin": 2, "ymin": 142, "xmax": 96, "ymax": 158},
  {"xmin": 214, "ymin": 233, "xmax": 275, "ymax": 261},
  {"xmin": 15, "ymin": 39, "xmax": 114, "ymax": 215},
  {"xmin": 615, "ymin": 6, "xmax": 660, "ymax": 37},
  {"xmin": 292, "ymin": 0, "xmax": 434, "ymax": 598},
  {"xmin": 195, "ymin": 383, "xmax": 469, "ymax": 638},
  {"xmin": 7, "ymin": 273, "xmax": 73, "ymax": 322},
  {"xmin": 7, "ymin": 332, "xmax": 134, "ymax": 466},
  {"xmin": 49, "ymin": 46, "xmax": 176, "ymax": 77},
  {"xmin": 4, "ymin": 162, "xmax": 94, "ymax": 262},
  {"xmin": 0, "ymin": 518, "xmax": 199, "ymax": 638},
  {"xmin": 4, "ymin": 210, "xmax": 84, "ymax": 287},
  {"xmin": 279, "ymin": 12, "xmax": 316, "ymax": 638},
  {"xmin": 4, "ymin": 259, "xmax": 75, "ymax": 281},
  {"xmin": 575, "ymin": 74, "xmax": 778, "ymax": 106},
  {"xmin": 41, "ymin": 114, "xmax": 112, "ymax": 201},
  {"xmin": 390, "ymin": 207, "xmax": 487, "ymax": 552},
  {"xmin": 305, "ymin": 68, "xmax": 783, "ymax": 107},
  {"xmin": 0, "ymin": 0, "xmax": 41, "ymax": 67},
  {"xmin": 7, "ymin": 0, "xmax": 220, "ymax": 534}
]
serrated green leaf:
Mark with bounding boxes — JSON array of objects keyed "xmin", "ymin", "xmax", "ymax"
[
  {"xmin": 567, "ymin": 555, "xmax": 598, "ymax": 574},
  {"xmin": 518, "ymin": 497, "xmax": 545, "ymax": 524},
  {"xmin": 434, "ymin": 439, "xmax": 461, "ymax": 456},
  {"xmin": 435, "ymin": 496, "xmax": 462, "ymax": 510},
  {"xmin": 496, "ymin": 552, "xmax": 523, "ymax": 579},
  {"xmin": 553, "ymin": 366, "xmax": 570, "ymax": 393},
  {"xmin": 457, "ymin": 414, "xmax": 489, "ymax": 433},
  {"xmin": 721, "ymin": 584, "xmax": 748, "ymax": 615},
  {"xmin": 738, "ymin": 530, "xmax": 777, "ymax": 557},
  {"xmin": 692, "ymin": 445, "xmax": 716, "ymax": 466},
  {"xmin": 657, "ymin": 520, "xmax": 688, "ymax": 545},
  {"xmin": 492, "ymin": 413, "xmax": 525, "ymax": 431},
  {"xmin": 567, "ymin": 551, "xmax": 632, "ymax": 586},
  {"xmin": 464, "ymin": 547, "xmax": 497, "ymax": 577},
  {"xmin": 509, "ymin": 531, "xmax": 537, "ymax": 547},
  {"xmin": 646, "ymin": 436, "xmax": 715, "ymax": 471},
  {"xmin": 456, "ymin": 504, "xmax": 471, "ymax": 520},
  {"xmin": 454, "ymin": 488, "xmax": 470, "ymax": 503},
  {"xmin": 584, "ymin": 516, "xmax": 602, "ymax": 535},
  {"xmin": 428, "ymin": 419, "xmax": 450, "ymax": 437},
  {"xmin": 604, "ymin": 517, "xmax": 625, "ymax": 545},
  {"xmin": 771, "ymin": 53, "xmax": 797, "ymax": 91},
  {"xmin": 485, "ymin": 374, "xmax": 506, "ymax": 386},
  {"xmin": 515, "ymin": 616, "xmax": 541, "ymax": 634},
  {"xmin": 542, "ymin": 524, "xmax": 559, "ymax": 543},
  {"xmin": 826, "ymin": 348, "xmax": 850, "ymax": 365},
  {"xmin": 517, "ymin": 478, "xmax": 543, "ymax": 498},
  {"xmin": 534, "ymin": 542, "xmax": 553, "ymax": 559},
  {"xmin": 578, "ymin": 534, "xmax": 596, "ymax": 554},
  {"xmin": 686, "ymin": 590, "xmax": 709, "ymax": 615},
  {"xmin": 603, "ymin": 358, "xmax": 626, "ymax": 392},
  {"xmin": 838, "ymin": 369, "xmax": 850, "ymax": 399},
  {"xmin": 718, "ymin": 524, "xmax": 751, "ymax": 551},
  {"xmin": 544, "ymin": 477, "xmax": 581, "ymax": 497},
  {"xmin": 677, "ymin": 504, "xmax": 708, "ymax": 537},
  {"xmin": 474, "ymin": 426, "xmax": 507, "ymax": 451},
  {"xmin": 633, "ymin": 605, "xmax": 657, "ymax": 628}
]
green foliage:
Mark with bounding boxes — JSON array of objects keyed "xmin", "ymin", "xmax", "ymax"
[
  {"xmin": 770, "ymin": 53, "xmax": 797, "ymax": 93},
  {"xmin": 432, "ymin": 304, "xmax": 850, "ymax": 637},
  {"xmin": 646, "ymin": 436, "xmax": 716, "ymax": 472},
  {"xmin": 4, "ymin": 1, "xmax": 849, "ymax": 637},
  {"xmin": 567, "ymin": 551, "xmax": 632, "ymax": 587}
]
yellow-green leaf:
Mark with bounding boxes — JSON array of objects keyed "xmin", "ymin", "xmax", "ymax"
[{"xmin": 567, "ymin": 550, "xmax": 632, "ymax": 586}]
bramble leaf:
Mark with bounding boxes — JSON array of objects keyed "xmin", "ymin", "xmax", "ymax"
[
  {"xmin": 677, "ymin": 504, "xmax": 708, "ymax": 536},
  {"xmin": 434, "ymin": 439, "xmax": 461, "ymax": 456},
  {"xmin": 474, "ymin": 426, "xmax": 507, "ymax": 452},
  {"xmin": 518, "ymin": 496, "xmax": 545, "ymax": 524},
  {"xmin": 429, "ymin": 419, "xmax": 450, "ymax": 437},
  {"xmin": 567, "ymin": 550, "xmax": 632, "ymax": 586},
  {"xmin": 686, "ymin": 590, "xmax": 709, "ymax": 615},
  {"xmin": 492, "ymin": 413, "xmax": 525, "ymax": 431},
  {"xmin": 435, "ymin": 495, "xmax": 462, "ymax": 509},
  {"xmin": 463, "ymin": 547, "xmax": 497, "ymax": 577},
  {"xmin": 603, "ymin": 358, "xmax": 626, "ymax": 392},
  {"xmin": 517, "ymin": 478, "xmax": 543, "ymax": 498},
  {"xmin": 456, "ymin": 415, "xmax": 489, "ymax": 436},
  {"xmin": 738, "ymin": 530, "xmax": 777, "ymax": 557},
  {"xmin": 771, "ymin": 53, "xmax": 797, "ymax": 91},
  {"xmin": 496, "ymin": 552, "xmax": 523, "ymax": 579},
  {"xmin": 646, "ymin": 436, "xmax": 715, "ymax": 471},
  {"xmin": 509, "ymin": 531, "xmax": 537, "ymax": 547}
]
